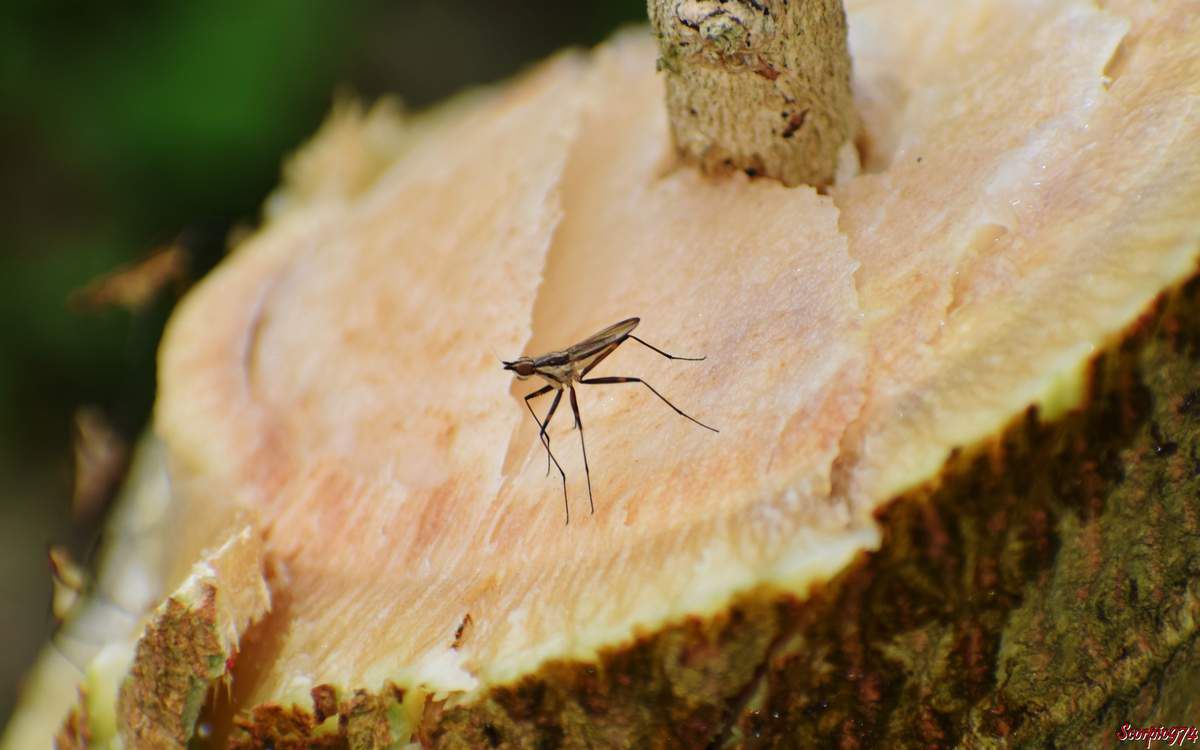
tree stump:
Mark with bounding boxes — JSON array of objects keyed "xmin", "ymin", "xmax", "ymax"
[{"xmin": 3, "ymin": 1, "xmax": 1199, "ymax": 748}]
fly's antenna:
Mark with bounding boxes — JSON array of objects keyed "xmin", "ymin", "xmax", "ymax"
[{"xmin": 489, "ymin": 345, "xmax": 508, "ymax": 367}]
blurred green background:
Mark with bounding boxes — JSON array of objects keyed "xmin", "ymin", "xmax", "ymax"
[{"xmin": 0, "ymin": 0, "xmax": 644, "ymax": 729}]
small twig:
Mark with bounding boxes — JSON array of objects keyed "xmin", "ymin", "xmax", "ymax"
[{"xmin": 648, "ymin": 0, "xmax": 856, "ymax": 187}]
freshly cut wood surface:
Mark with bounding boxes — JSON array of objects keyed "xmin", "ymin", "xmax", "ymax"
[
  {"xmin": 154, "ymin": 0, "xmax": 1199, "ymax": 715},
  {"xmin": 158, "ymin": 35, "xmax": 867, "ymax": 707},
  {"xmin": 838, "ymin": 0, "xmax": 1200, "ymax": 504}
]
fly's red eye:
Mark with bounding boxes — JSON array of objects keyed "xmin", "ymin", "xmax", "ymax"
[{"xmin": 517, "ymin": 362, "xmax": 535, "ymax": 377}]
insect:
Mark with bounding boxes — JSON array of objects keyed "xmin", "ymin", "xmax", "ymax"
[{"xmin": 503, "ymin": 317, "xmax": 718, "ymax": 524}]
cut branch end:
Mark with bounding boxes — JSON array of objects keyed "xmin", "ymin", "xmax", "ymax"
[{"xmin": 649, "ymin": 0, "xmax": 856, "ymax": 187}]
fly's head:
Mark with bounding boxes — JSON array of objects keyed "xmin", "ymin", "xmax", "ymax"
[{"xmin": 502, "ymin": 358, "xmax": 537, "ymax": 380}]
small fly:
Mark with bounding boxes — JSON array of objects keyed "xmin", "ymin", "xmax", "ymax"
[{"xmin": 504, "ymin": 317, "xmax": 718, "ymax": 524}]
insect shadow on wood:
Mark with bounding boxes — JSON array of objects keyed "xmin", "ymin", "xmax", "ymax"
[{"xmin": 504, "ymin": 318, "xmax": 718, "ymax": 524}]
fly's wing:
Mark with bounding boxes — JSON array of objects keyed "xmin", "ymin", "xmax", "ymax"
[{"xmin": 567, "ymin": 318, "xmax": 639, "ymax": 362}]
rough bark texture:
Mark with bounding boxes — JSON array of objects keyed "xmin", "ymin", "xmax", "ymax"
[
  {"xmin": 45, "ymin": 524, "xmax": 270, "ymax": 750},
  {"xmin": 117, "ymin": 526, "xmax": 269, "ymax": 749},
  {"xmin": 118, "ymin": 588, "xmax": 227, "ymax": 748},
  {"xmin": 648, "ymin": 0, "xmax": 855, "ymax": 186},
  {"xmin": 217, "ymin": 270, "xmax": 1200, "ymax": 748}
]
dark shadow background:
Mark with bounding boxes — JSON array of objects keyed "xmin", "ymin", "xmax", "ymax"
[{"xmin": 0, "ymin": 0, "xmax": 644, "ymax": 729}]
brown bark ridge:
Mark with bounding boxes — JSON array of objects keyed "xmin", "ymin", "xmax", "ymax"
[
  {"xmin": 116, "ymin": 526, "xmax": 270, "ymax": 748},
  {"xmin": 44, "ymin": 524, "xmax": 269, "ymax": 750},
  {"xmin": 648, "ymin": 0, "xmax": 856, "ymax": 187}
]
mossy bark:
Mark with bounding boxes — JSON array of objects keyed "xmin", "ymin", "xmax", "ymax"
[
  {"xmin": 117, "ymin": 588, "xmax": 229, "ymax": 748},
  {"xmin": 219, "ymin": 270, "xmax": 1200, "ymax": 748}
]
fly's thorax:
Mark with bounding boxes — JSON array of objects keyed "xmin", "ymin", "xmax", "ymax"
[
  {"xmin": 531, "ymin": 350, "xmax": 574, "ymax": 386},
  {"xmin": 534, "ymin": 363, "xmax": 574, "ymax": 386}
]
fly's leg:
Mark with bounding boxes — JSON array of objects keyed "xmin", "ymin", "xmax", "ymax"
[
  {"xmin": 524, "ymin": 385, "xmax": 570, "ymax": 522},
  {"xmin": 523, "ymin": 385, "xmax": 555, "ymax": 477},
  {"xmin": 628, "ymin": 334, "xmax": 706, "ymax": 361},
  {"xmin": 542, "ymin": 389, "xmax": 571, "ymax": 524},
  {"xmin": 568, "ymin": 386, "xmax": 594, "ymax": 515},
  {"xmin": 579, "ymin": 376, "xmax": 719, "ymax": 433}
]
